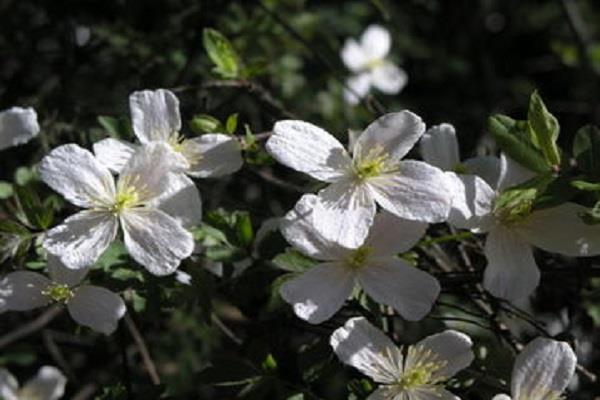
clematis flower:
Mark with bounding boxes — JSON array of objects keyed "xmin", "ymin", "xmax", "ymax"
[
  {"xmin": 0, "ymin": 365, "xmax": 66, "ymax": 400},
  {"xmin": 0, "ymin": 107, "xmax": 40, "ymax": 150},
  {"xmin": 492, "ymin": 337, "xmax": 576, "ymax": 400},
  {"xmin": 341, "ymin": 25, "xmax": 407, "ymax": 104},
  {"xmin": 420, "ymin": 123, "xmax": 500, "ymax": 229},
  {"xmin": 267, "ymin": 111, "xmax": 453, "ymax": 248},
  {"xmin": 456, "ymin": 154, "xmax": 600, "ymax": 302},
  {"xmin": 330, "ymin": 317, "xmax": 474, "ymax": 400},
  {"xmin": 279, "ymin": 194, "xmax": 439, "ymax": 324},
  {"xmin": 39, "ymin": 142, "xmax": 194, "ymax": 275},
  {"xmin": 0, "ymin": 256, "xmax": 126, "ymax": 335}
]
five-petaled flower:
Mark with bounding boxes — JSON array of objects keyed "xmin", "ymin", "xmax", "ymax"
[
  {"xmin": 0, "ymin": 107, "xmax": 40, "ymax": 150},
  {"xmin": 341, "ymin": 25, "xmax": 408, "ymax": 104},
  {"xmin": 267, "ymin": 111, "xmax": 453, "ymax": 248},
  {"xmin": 0, "ymin": 365, "xmax": 66, "ymax": 400},
  {"xmin": 0, "ymin": 256, "xmax": 126, "ymax": 335},
  {"xmin": 331, "ymin": 317, "xmax": 474, "ymax": 400},
  {"xmin": 279, "ymin": 194, "xmax": 440, "ymax": 324}
]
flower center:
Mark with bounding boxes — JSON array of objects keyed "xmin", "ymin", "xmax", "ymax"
[
  {"xmin": 42, "ymin": 283, "xmax": 74, "ymax": 304},
  {"xmin": 167, "ymin": 132, "xmax": 202, "ymax": 167},
  {"xmin": 453, "ymin": 162, "xmax": 468, "ymax": 174},
  {"xmin": 346, "ymin": 246, "xmax": 373, "ymax": 269},
  {"xmin": 365, "ymin": 58, "xmax": 385, "ymax": 71},
  {"xmin": 110, "ymin": 186, "xmax": 140, "ymax": 214},
  {"xmin": 353, "ymin": 146, "xmax": 390, "ymax": 180},
  {"xmin": 397, "ymin": 344, "xmax": 447, "ymax": 391},
  {"xmin": 492, "ymin": 197, "xmax": 533, "ymax": 226}
]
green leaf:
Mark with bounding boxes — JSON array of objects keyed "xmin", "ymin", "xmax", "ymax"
[
  {"xmin": 488, "ymin": 115, "xmax": 550, "ymax": 173},
  {"xmin": 14, "ymin": 185, "xmax": 54, "ymax": 229},
  {"xmin": 528, "ymin": 91, "xmax": 561, "ymax": 166},
  {"xmin": 272, "ymin": 248, "xmax": 317, "ymax": 272},
  {"xmin": 14, "ymin": 167, "xmax": 36, "ymax": 186},
  {"xmin": 494, "ymin": 174, "xmax": 554, "ymax": 223},
  {"xmin": 0, "ymin": 181, "xmax": 14, "ymax": 199},
  {"xmin": 97, "ymin": 115, "xmax": 132, "ymax": 139},
  {"xmin": 190, "ymin": 114, "xmax": 221, "ymax": 134},
  {"xmin": 225, "ymin": 113, "xmax": 239, "ymax": 134},
  {"xmin": 234, "ymin": 212, "xmax": 253, "ymax": 247},
  {"xmin": 571, "ymin": 180, "xmax": 600, "ymax": 191},
  {"xmin": 203, "ymin": 28, "xmax": 241, "ymax": 79},
  {"xmin": 580, "ymin": 200, "xmax": 600, "ymax": 225},
  {"xmin": 573, "ymin": 125, "xmax": 600, "ymax": 175}
]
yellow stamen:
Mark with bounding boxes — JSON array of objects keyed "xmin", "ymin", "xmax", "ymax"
[
  {"xmin": 346, "ymin": 246, "xmax": 373, "ymax": 269},
  {"xmin": 42, "ymin": 283, "xmax": 74, "ymax": 304}
]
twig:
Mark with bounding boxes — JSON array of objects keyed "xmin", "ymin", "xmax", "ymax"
[
  {"xmin": 0, "ymin": 305, "xmax": 62, "ymax": 349},
  {"xmin": 72, "ymin": 383, "xmax": 98, "ymax": 400},
  {"xmin": 43, "ymin": 330, "xmax": 76, "ymax": 382},
  {"xmin": 117, "ymin": 321, "xmax": 133, "ymax": 400},
  {"xmin": 124, "ymin": 314, "xmax": 161, "ymax": 385},
  {"xmin": 211, "ymin": 313, "xmax": 243, "ymax": 346}
]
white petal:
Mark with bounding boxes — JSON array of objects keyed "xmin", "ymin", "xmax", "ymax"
[
  {"xmin": 184, "ymin": 133, "xmax": 243, "ymax": 178},
  {"xmin": 364, "ymin": 210, "xmax": 428, "ymax": 256},
  {"xmin": 483, "ymin": 226, "xmax": 540, "ymax": 302},
  {"xmin": 67, "ymin": 285, "xmax": 126, "ymax": 335},
  {"xmin": 121, "ymin": 208, "xmax": 194, "ymax": 276},
  {"xmin": 280, "ymin": 262, "xmax": 354, "ymax": 324},
  {"xmin": 266, "ymin": 120, "xmax": 352, "ymax": 182},
  {"xmin": 420, "ymin": 123, "xmax": 460, "ymax": 171},
  {"xmin": 496, "ymin": 153, "xmax": 535, "ymax": 191},
  {"xmin": 415, "ymin": 330, "xmax": 474, "ymax": 379},
  {"xmin": 518, "ymin": 203, "xmax": 600, "ymax": 257},
  {"xmin": 280, "ymin": 194, "xmax": 349, "ymax": 260},
  {"xmin": 368, "ymin": 161, "xmax": 452, "ymax": 223},
  {"xmin": 447, "ymin": 173, "xmax": 495, "ymax": 231},
  {"xmin": 358, "ymin": 258, "xmax": 440, "ymax": 321},
  {"xmin": 371, "ymin": 62, "xmax": 407, "ymax": 94},
  {"xmin": 463, "ymin": 155, "xmax": 501, "ymax": 187},
  {"xmin": 330, "ymin": 317, "xmax": 401, "ymax": 384},
  {"xmin": 492, "ymin": 395, "xmax": 512, "ymax": 400},
  {"xmin": 20, "ymin": 366, "xmax": 66, "ymax": 400},
  {"xmin": 511, "ymin": 338, "xmax": 576, "ymax": 400},
  {"xmin": 129, "ymin": 89, "xmax": 181, "ymax": 143},
  {"xmin": 0, "ymin": 107, "xmax": 40, "ymax": 150},
  {"xmin": 0, "ymin": 271, "xmax": 50, "ymax": 312},
  {"xmin": 118, "ymin": 142, "xmax": 186, "ymax": 202},
  {"xmin": 341, "ymin": 39, "xmax": 368, "ymax": 72},
  {"xmin": 344, "ymin": 73, "xmax": 372, "ymax": 105},
  {"xmin": 313, "ymin": 180, "xmax": 376, "ymax": 248},
  {"xmin": 151, "ymin": 173, "xmax": 202, "ymax": 228},
  {"xmin": 360, "ymin": 25, "xmax": 391, "ymax": 61},
  {"xmin": 354, "ymin": 111, "xmax": 425, "ymax": 163},
  {"xmin": 43, "ymin": 210, "xmax": 118, "ymax": 270},
  {"xmin": 46, "ymin": 254, "xmax": 88, "ymax": 287},
  {"xmin": 38, "ymin": 144, "xmax": 116, "ymax": 208},
  {"xmin": 0, "ymin": 368, "xmax": 19, "ymax": 400},
  {"xmin": 410, "ymin": 389, "xmax": 460, "ymax": 400},
  {"xmin": 93, "ymin": 138, "xmax": 137, "ymax": 174}
]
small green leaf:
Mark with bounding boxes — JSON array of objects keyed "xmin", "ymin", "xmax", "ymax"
[
  {"xmin": 234, "ymin": 212, "xmax": 253, "ymax": 247},
  {"xmin": 203, "ymin": 28, "xmax": 241, "ymax": 79},
  {"xmin": 14, "ymin": 167, "xmax": 36, "ymax": 186},
  {"xmin": 14, "ymin": 185, "xmax": 54, "ymax": 229},
  {"xmin": 272, "ymin": 248, "xmax": 317, "ymax": 272},
  {"xmin": 571, "ymin": 180, "xmax": 600, "ymax": 191},
  {"xmin": 528, "ymin": 91, "xmax": 561, "ymax": 166},
  {"xmin": 190, "ymin": 114, "xmax": 221, "ymax": 134},
  {"xmin": 225, "ymin": 113, "xmax": 239, "ymax": 134},
  {"xmin": 0, "ymin": 181, "xmax": 14, "ymax": 199},
  {"xmin": 573, "ymin": 125, "xmax": 600, "ymax": 175},
  {"xmin": 580, "ymin": 200, "xmax": 600, "ymax": 225},
  {"xmin": 97, "ymin": 116, "xmax": 132, "ymax": 139}
]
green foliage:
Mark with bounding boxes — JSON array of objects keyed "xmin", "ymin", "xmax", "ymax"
[
  {"xmin": 528, "ymin": 91, "xmax": 561, "ymax": 166},
  {"xmin": 203, "ymin": 28, "xmax": 242, "ymax": 79}
]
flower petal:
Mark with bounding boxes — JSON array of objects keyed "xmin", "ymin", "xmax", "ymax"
[
  {"xmin": 341, "ymin": 39, "xmax": 367, "ymax": 72},
  {"xmin": 491, "ymin": 395, "xmax": 512, "ymax": 400},
  {"xmin": 313, "ymin": 180, "xmax": 376, "ymax": 248},
  {"xmin": 496, "ymin": 153, "xmax": 535, "ymax": 191},
  {"xmin": 43, "ymin": 210, "xmax": 118, "ymax": 270},
  {"xmin": 93, "ymin": 138, "xmax": 137, "ymax": 174},
  {"xmin": 463, "ymin": 155, "xmax": 501, "ymax": 187},
  {"xmin": 0, "ymin": 107, "xmax": 40, "ymax": 150},
  {"xmin": 151, "ymin": 173, "xmax": 202, "ymax": 228},
  {"xmin": 354, "ymin": 111, "xmax": 425, "ymax": 163},
  {"xmin": 330, "ymin": 317, "xmax": 401, "ymax": 384},
  {"xmin": 280, "ymin": 262, "xmax": 354, "ymax": 324},
  {"xmin": 358, "ymin": 258, "xmax": 440, "ymax": 321},
  {"xmin": 67, "ymin": 285, "xmax": 126, "ymax": 335},
  {"xmin": 344, "ymin": 73, "xmax": 372, "ymax": 105},
  {"xmin": 46, "ymin": 255, "xmax": 89, "ymax": 287},
  {"xmin": 280, "ymin": 194, "xmax": 349, "ymax": 260},
  {"xmin": 0, "ymin": 368, "xmax": 19, "ymax": 400},
  {"xmin": 483, "ymin": 226, "xmax": 540, "ymax": 302},
  {"xmin": 447, "ymin": 172, "xmax": 495, "ymax": 231},
  {"xmin": 518, "ymin": 203, "xmax": 600, "ymax": 257},
  {"xmin": 20, "ymin": 366, "xmax": 66, "ymax": 400},
  {"xmin": 369, "ymin": 161, "xmax": 452, "ymax": 223},
  {"xmin": 371, "ymin": 62, "xmax": 407, "ymax": 94},
  {"xmin": 416, "ymin": 330, "xmax": 474, "ymax": 380},
  {"xmin": 511, "ymin": 338, "xmax": 576, "ymax": 400},
  {"xmin": 0, "ymin": 271, "xmax": 50, "ymax": 312},
  {"xmin": 38, "ymin": 144, "xmax": 116, "ymax": 208},
  {"xmin": 420, "ymin": 123, "xmax": 460, "ymax": 171},
  {"xmin": 129, "ymin": 89, "xmax": 181, "ymax": 143},
  {"xmin": 185, "ymin": 134, "xmax": 243, "ymax": 178},
  {"xmin": 266, "ymin": 120, "xmax": 352, "ymax": 182},
  {"xmin": 360, "ymin": 25, "xmax": 391, "ymax": 61},
  {"xmin": 364, "ymin": 210, "xmax": 427, "ymax": 256},
  {"xmin": 121, "ymin": 208, "xmax": 194, "ymax": 275}
]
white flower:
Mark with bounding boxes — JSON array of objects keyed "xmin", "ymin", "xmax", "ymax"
[
  {"xmin": 0, "ymin": 107, "xmax": 40, "ymax": 150},
  {"xmin": 341, "ymin": 25, "xmax": 408, "ymax": 104},
  {"xmin": 457, "ymin": 154, "xmax": 600, "ymax": 302},
  {"xmin": 39, "ymin": 142, "xmax": 195, "ymax": 275},
  {"xmin": 279, "ymin": 194, "xmax": 439, "ymax": 324},
  {"xmin": 330, "ymin": 317, "xmax": 474, "ymax": 400},
  {"xmin": 0, "ymin": 256, "xmax": 126, "ymax": 335},
  {"xmin": 493, "ymin": 337, "xmax": 576, "ymax": 400},
  {"xmin": 267, "ymin": 111, "xmax": 453, "ymax": 248},
  {"xmin": 0, "ymin": 365, "xmax": 66, "ymax": 400},
  {"xmin": 420, "ymin": 123, "xmax": 500, "ymax": 228}
]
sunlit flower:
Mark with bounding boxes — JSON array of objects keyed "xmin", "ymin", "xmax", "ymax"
[
  {"xmin": 267, "ymin": 111, "xmax": 453, "ymax": 248},
  {"xmin": 279, "ymin": 194, "xmax": 439, "ymax": 324},
  {"xmin": 39, "ymin": 142, "xmax": 195, "ymax": 275},
  {"xmin": 341, "ymin": 25, "xmax": 408, "ymax": 104},
  {"xmin": 456, "ymin": 154, "xmax": 600, "ymax": 302},
  {"xmin": 0, "ymin": 107, "xmax": 40, "ymax": 150},
  {"xmin": 493, "ymin": 337, "xmax": 576, "ymax": 400},
  {"xmin": 331, "ymin": 317, "xmax": 474, "ymax": 400},
  {"xmin": 0, "ymin": 256, "xmax": 126, "ymax": 334},
  {"xmin": 0, "ymin": 365, "xmax": 66, "ymax": 400}
]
